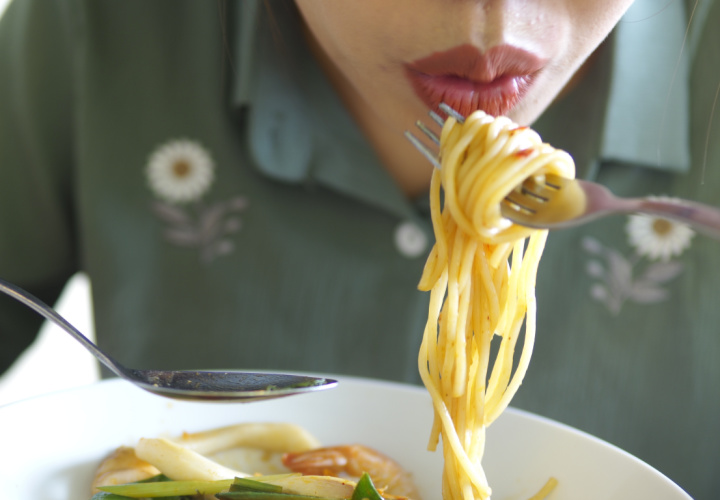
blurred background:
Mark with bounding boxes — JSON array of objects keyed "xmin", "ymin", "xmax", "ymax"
[{"xmin": 0, "ymin": 0, "xmax": 98, "ymax": 408}]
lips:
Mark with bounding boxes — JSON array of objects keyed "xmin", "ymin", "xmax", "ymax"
[{"xmin": 404, "ymin": 44, "xmax": 547, "ymax": 118}]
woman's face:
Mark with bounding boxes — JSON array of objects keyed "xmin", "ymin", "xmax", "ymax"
[{"xmin": 294, "ymin": 0, "xmax": 634, "ymax": 130}]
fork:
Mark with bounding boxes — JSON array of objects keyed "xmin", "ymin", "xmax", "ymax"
[{"xmin": 405, "ymin": 103, "xmax": 720, "ymax": 239}]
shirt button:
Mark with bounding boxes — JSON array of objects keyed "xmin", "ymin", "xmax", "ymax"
[{"xmin": 394, "ymin": 221, "xmax": 428, "ymax": 258}]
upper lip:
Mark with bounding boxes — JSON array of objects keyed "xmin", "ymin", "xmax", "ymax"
[{"xmin": 406, "ymin": 43, "xmax": 547, "ymax": 83}]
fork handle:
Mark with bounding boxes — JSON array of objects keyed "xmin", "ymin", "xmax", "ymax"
[{"xmin": 632, "ymin": 197, "xmax": 720, "ymax": 240}]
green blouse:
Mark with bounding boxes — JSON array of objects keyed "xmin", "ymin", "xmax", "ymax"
[{"xmin": 1, "ymin": 0, "xmax": 718, "ymax": 497}]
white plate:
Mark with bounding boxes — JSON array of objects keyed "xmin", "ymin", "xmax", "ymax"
[{"xmin": 0, "ymin": 375, "xmax": 690, "ymax": 500}]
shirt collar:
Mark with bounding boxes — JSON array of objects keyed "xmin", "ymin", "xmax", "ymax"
[
  {"xmin": 600, "ymin": 0, "xmax": 691, "ymax": 173},
  {"xmin": 230, "ymin": 1, "xmax": 420, "ymax": 221}
]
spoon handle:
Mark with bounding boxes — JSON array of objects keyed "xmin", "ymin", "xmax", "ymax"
[{"xmin": 0, "ymin": 278, "xmax": 125, "ymax": 378}]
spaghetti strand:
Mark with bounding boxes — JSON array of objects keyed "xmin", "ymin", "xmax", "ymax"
[{"xmin": 418, "ymin": 110, "xmax": 574, "ymax": 500}]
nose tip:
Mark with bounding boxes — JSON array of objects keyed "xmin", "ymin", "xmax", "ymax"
[
  {"xmin": 459, "ymin": 1, "xmax": 547, "ymax": 52},
  {"xmin": 459, "ymin": 2, "xmax": 511, "ymax": 51}
]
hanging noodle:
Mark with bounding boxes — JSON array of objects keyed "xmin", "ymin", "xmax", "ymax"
[{"xmin": 417, "ymin": 110, "xmax": 575, "ymax": 500}]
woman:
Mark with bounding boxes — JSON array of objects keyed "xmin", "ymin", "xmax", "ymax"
[{"xmin": 0, "ymin": 0, "xmax": 718, "ymax": 497}]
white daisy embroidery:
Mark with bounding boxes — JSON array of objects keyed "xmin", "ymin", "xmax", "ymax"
[
  {"xmin": 582, "ymin": 199, "xmax": 692, "ymax": 315},
  {"xmin": 626, "ymin": 206, "xmax": 695, "ymax": 262},
  {"xmin": 146, "ymin": 139, "xmax": 249, "ymax": 263},
  {"xmin": 147, "ymin": 139, "xmax": 214, "ymax": 204}
]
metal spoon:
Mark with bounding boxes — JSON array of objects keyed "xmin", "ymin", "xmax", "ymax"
[{"xmin": 0, "ymin": 278, "xmax": 337, "ymax": 402}]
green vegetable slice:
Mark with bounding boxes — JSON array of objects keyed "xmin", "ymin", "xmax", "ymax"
[
  {"xmin": 98, "ymin": 478, "xmax": 233, "ymax": 497},
  {"xmin": 216, "ymin": 493, "xmax": 344, "ymax": 500},
  {"xmin": 140, "ymin": 474, "xmax": 174, "ymax": 483},
  {"xmin": 95, "ymin": 472, "xmax": 384, "ymax": 500},
  {"xmin": 230, "ymin": 477, "xmax": 284, "ymax": 493},
  {"xmin": 91, "ymin": 475, "xmax": 191, "ymax": 499},
  {"xmin": 351, "ymin": 473, "xmax": 385, "ymax": 500},
  {"xmin": 90, "ymin": 492, "xmax": 136, "ymax": 500}
]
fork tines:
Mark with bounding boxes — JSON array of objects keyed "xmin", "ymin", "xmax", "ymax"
[
  {"xmin": 405, "ymin": 103, "xmax": 467, "ymax": 169},
  {"xmin": 438, "ymin": 103, "xmax": 466, "ymax": 123},
  {"xmin": 404, "ymin": 127, "xmax": 441, "ymax": 169}
]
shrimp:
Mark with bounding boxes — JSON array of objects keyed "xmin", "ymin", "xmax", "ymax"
[
  {"xmin": 91, "ymin": 446, "xmax": 160, "ymax": 495},
  {"xmin": 282, "ymin": 444, "xmax": 421, "ymax": 500}
]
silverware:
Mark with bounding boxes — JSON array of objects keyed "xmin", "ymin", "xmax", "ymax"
[
  {"xmin": 0, "ymin": 278, "xmax": 337, "ymax": 402},
  {"xmin": 406, "ymin": 103, "xmax": 720, "ymax": 239}
]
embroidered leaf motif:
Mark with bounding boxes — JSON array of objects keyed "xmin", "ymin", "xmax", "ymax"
[
  {"xmin": 637, "ymin": 261, "xmax": 684, "ymax": 284},
  {"xmin": 581, "ymin": 235, "xmax": 685, "ymax": 316},
  {"xmin": 606, "ymin": 248, "xmax": 632, "ymax": 292},
  {"xmin": 199, "ymin": 204, "xmax": 228, "ymax": 239},
  {"xmin": 586, "ymin": 260, "xmax": 605, "ymax": 278},
  {"xmin": 227, "ymin": 196, "xmax": 249, "ymax": 211},
  {"xmin": 224, "ymin": 218, "xmax": 242, "ymax": 233},
  {"xmin": 152, "ymin": 201, "xmax": 192, "ymax": 226},
  {"xmin": 628, "ymin": 283, "xmax": 669, "ymax": 303},
  {"xmin": 151, "ymin": 196, "xmax": 249, "ymax": 263},
  {"xmin": 590, "ymin": 284, "xmax": 609, "ymax": 301},
  {"xmin": 164, "ymin": 228, "xmax": 204, "ymax": 246},
  {"xmin": 581, "ymin": 236, "xmax": 604, "ymax": 255},
  {"xmin": 214, "ymin": 240, "xmax": 235, "ymax": 256}
]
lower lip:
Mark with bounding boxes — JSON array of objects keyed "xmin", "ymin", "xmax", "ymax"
[{"xmin": 405, "ymin": 70, "xmax": 536, "ymax": 118}]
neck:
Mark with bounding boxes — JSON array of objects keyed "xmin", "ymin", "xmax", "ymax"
[
  {"xmin": 350, "ymin": 105, "xmax": 436, "ymax": 199},
  {"xmin": 301, "ymin": 25, "xmax": 434, "ymax": 199}
]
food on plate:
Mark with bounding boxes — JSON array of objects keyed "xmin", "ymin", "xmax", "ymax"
[
  {"xmin": 91, "ymin": 446, "xmax": 161, "ymax": 493},
  {"xmin": 418, "ymin": 109, "xmax": 573, "ymax": 499},
  {"xmin": 91, "ymin": 422, "xmax": 420, "ymax": 499},
  {"xmin": 283, "ymin": 444, "xmax": 420, "ymax": 498}
]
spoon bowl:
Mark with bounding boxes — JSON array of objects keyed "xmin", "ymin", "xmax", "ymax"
[{"xmin": 0, "ymin": 278, "xmax": 337, "ymax": 402}]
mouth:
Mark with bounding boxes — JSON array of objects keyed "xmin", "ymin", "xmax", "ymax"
[{"xmin": 404, "ymin": 43, "xmax": 547, "ymax": 118}]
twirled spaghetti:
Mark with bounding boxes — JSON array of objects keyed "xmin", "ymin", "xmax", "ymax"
[{"xmin": 417, "ymin": 110, "xmax": 575, "ymax": 500}]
